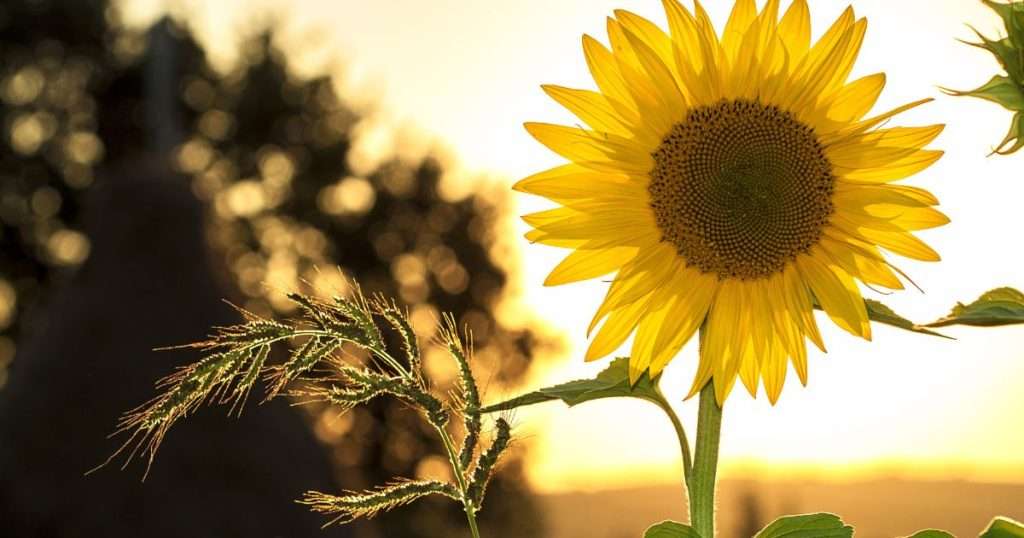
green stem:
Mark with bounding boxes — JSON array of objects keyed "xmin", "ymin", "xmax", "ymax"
[
  {"xmin": 436, "ymin": 425, "xmax": 482, "ymax": 538},
  {"xmin": 649, "ymin": 391, "xmax": 693, "ymax": 494},
  {"xmin": 689, "ymin": 381, "xmax": 723, "ymax": 538}
]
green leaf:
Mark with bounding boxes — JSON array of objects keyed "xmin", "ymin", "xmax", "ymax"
[
  {"xmin": 644, "ymin": 520, "xmax": 702, "ymax": 538},
  {"xmin": 812, "ymin": 298, "xmax": 949, "ymax": 338},
  {"xmin": 864, "ymin": 299, "xmax": 952, "ymax": 339},
  {"xmin": 904, "ymin": 530, "xmax": 954, "ymax": 538},
  {"xmin": 981, "ymin": 516, "xmax": 1024, "ymax": 538},
  {"xmin": 947, "ymin": 75, "xmax": 1024, "ymax": 111},
  {"xmin": 755, "ymin": 513, "xmax": 853, "ymax": 538},
  {"xmin": 925, "ymin": 287, "xmax": 1024, "ymax": 327},
  {"xmin": 480, "ymin": 357, "xmax": 660, "ymax": 413}
]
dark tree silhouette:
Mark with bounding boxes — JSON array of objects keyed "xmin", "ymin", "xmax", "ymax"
[
  {"xmin": 0, "ymin": 0, "xmax": 549, "ymax": 536},
  {"xmin": 0, "ymin": 2, "xmax": 343, "ymax": 536}
]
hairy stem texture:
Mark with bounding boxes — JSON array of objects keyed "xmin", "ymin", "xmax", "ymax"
[{"xmin": 690, "ymin": 381, "xmax": 723, "ymax": 537}]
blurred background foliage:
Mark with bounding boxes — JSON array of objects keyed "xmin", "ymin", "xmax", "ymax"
[{"xmin": 0, "ymin": 0, "xmax": 556, "ymax": 535}]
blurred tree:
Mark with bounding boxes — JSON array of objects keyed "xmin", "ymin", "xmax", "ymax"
[
  {"xmin": 0, "ymin": 2, "xmax": 343, "ymax": 536},
  {"xmin": 734, "ymin": 489, "xmax": 765, "ymax": 538},
  {"xmin": 0, "ymin": 0, "xmax": 551, "ymax": 536}
]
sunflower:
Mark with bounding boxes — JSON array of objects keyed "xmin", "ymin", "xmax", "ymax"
[{"xmin": 516, "ymin": 0, "xmax": 947, "ymax": 404}]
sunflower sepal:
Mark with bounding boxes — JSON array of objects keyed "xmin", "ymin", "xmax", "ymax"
[
  {"xmin": 992, "ymin": 111, "xmax": 1024, "ymax": 154},
  {"xmin": 944, "ymin": 75, "xmax": 1024, "ymax": 111},
  {"xmin": 952, "ymin": 0, "xmax": 1024, "ymax": 154},
  {"xmin": 479, "ymin": 357, "xmax": 663, "ymax": 413},
  {"xmin": 979, "ymin": 0, "xmax": 1024, "ymax": 84},
  {"xmin": 643, "ymin": 520, "xmax": 702, "ymax": 538}
]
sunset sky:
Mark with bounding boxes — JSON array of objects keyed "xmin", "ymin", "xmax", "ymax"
[{"xmin": 122, "ymin": 0, "xmax": 1024, "ymax": 492}]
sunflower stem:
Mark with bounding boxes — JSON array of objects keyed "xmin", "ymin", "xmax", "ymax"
[{"xmin": 689, "ymin": 381, "xmax": 723, "ymax": 538}]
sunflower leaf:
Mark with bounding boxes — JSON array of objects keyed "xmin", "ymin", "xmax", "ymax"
[
  {"xmin": 754, "ymin": 513, "xmax": 853, "ymax": 538},
  {"xmin": 980, "ymin": 516, "xmax": 1024, "ymax": 537},
  {"xmin": 925, "ymin": 287, "xmax": 1024, "ymax": 327},
  {"xmin": 643, "ymin": 520, "xmax": 702, "ymax": 538},
  {"xmin": 480, "ymin": 357, "xmax": 660, "ymax": 413},
  {"xmin": 863, "ymin": 299, "xmax": 952, "ymax": 338},
  {"xmin": 904, "ymin": 531, "xmax": 954, "ymax": 538},
  {"xmin": 813, "ymin": 299, "xmax": 950, "ymax": 338}
]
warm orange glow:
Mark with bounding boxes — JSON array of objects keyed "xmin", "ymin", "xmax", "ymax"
[{"xmin": 118, "ymin": 0, "xmax": 1024, "ymax": 494}]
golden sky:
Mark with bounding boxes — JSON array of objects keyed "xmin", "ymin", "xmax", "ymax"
[{"xmin": 122, "ymin": 0, "xmax": 1024, "ymax": 492}]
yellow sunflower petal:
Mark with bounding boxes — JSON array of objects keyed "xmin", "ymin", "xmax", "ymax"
[
  {"xmin": 765, "ymin": 272, "xmax": 810, "ymax": 365},
  {"xmin": 826, "ymin": 73, "xmax": 886, "ymax": 124},
  {"xmin": 629, "ymin": 293, "xmax": 676, "ymax": 383},
  {"xmin": 723, "ymin": 0, "xmax": 757, "ymax": 60},
  {"xmin": 834, "ymin": 182, "xmax": 939, "ymax": 208},
  {"xmin": 524, "ymin": 122, "xmax": 654, "ymax": 174},
  {"xmin": 738, "ymin": 340, "xmax": 761, "ymax": 398},
  {"xmin": 523, "ymin": 228, "xmax": 584, "ymax": 249},
  {"xmin": 698, "ymin": 280, "xmax": 746, "ymax": 404},
  {"xmin": 797, "ymin": 250, "xmax": 871, "ymax": 340},
  {"xmin": 819, "ymin": 234, "xmax": 903, "ymax": 290},
  {"xmin": 830, "ymin": 125, "xmax": 945, "ymax": 158},
  {"xmin": 541, "ymin": 85, "xmax": 636, "ymax": 137},
  {"xmin": 856, "ymin": 228, "xmax": 941, "ymax": 261},
  {"xmin": 523, "ymin": 204, "xmax": 657, "ymax": 245},
  {"xmin": 614, "ymin": 9, "xmax": 677, "ymax": 70},
  {"xmin": 545, "ymin": 245, "xmax": 639, "ymax": 286},
  {"xmin": 829, "ymin": 98, "xmax": 934, "ymax": 140},
  {"xmin": 781, "ymin": 263, "xmax": 826, "ymax": 352},
  {"xmin": 649, "ymin": 269, "xmax": 719, "ymax": 376},
  {"xmin": 513, "ymin": 163, "xmax": 646, "ymax": 203},
  {"xmin": 586, "ymin": 295, "xmax": 651, "ymax": 361},
  {"xmin": 785, "ymin": 18, "xmax": 860, "ymax": 115},
  {"xmin": 778, "ymin": 0, "xmax": 811, "ymax": 62},
  {"xmin": 620, "ymin": 25, "xmax": 687, "ymax": 119},
  {"xmin": 589, "ymin": 243, "xmax": 681, "ymax": 332},
  {"xmin": 836, "ymin": 149, "xmax": 944, "ymax": 183},
  {"xmin": 606, "ymin": 19, "xmax": 673, "ymax": 134},
  {"xmin": 762, "ymin": 333, "xmax": 790, "ymax": 404},
  {"xmin": 582, "ymin": 34, "xmax": 640, "ymax": 112}
]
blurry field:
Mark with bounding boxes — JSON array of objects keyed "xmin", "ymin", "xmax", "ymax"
[{"xmin": 541, "ymin": 478, "xmax": 1024, "ymax": 538}]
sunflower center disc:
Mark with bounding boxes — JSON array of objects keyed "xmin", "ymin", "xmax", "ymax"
[{"xmin": 649, "ymin": 99, "xmax": 835, "ymax": 280}]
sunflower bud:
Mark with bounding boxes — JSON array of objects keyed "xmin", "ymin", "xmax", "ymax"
[{"xmin": 951, "ymin": 0, "xmax": 1024, "ymax": 154}]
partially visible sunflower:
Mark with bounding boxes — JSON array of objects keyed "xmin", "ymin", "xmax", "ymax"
[{"xmin": 516, "ymin": 0, "xmax": 947, "ymax": 404}]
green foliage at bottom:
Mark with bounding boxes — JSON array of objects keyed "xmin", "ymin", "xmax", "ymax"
[
  {"xmin": 905, "ymin": 530, "xmax": 954, "ymax": 538},
  {"xmin": 754, "ymin": 513, "xmax": 854, "ymax": 538},
  {"xmin": 643, "ymin": 520, "xmax": 702, "ymax": 538},
  {"xmin": 982, "ymin": 516, "xmax": 1024, "ymax": 538}
]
